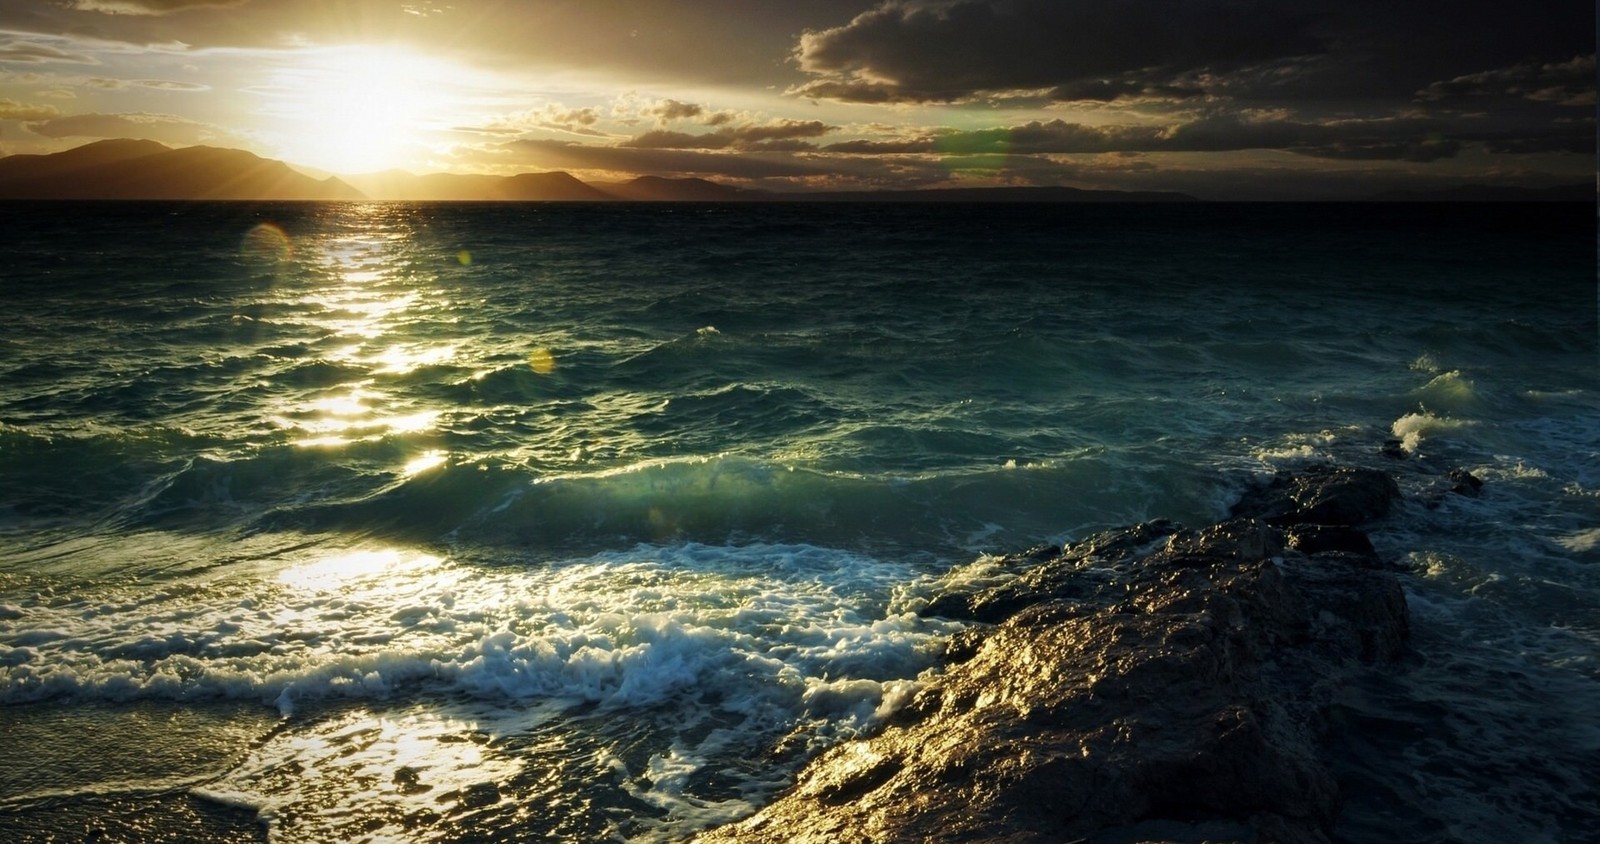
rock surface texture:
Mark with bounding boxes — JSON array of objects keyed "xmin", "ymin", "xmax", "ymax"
[{"xmin": 699, "ymin": 467, "xmax": 1408, "ymax": 844}]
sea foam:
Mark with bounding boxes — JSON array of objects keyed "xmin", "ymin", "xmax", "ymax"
[{"xmin": 0, "ymin": 541, "xmax": 957, "ymax": 729}]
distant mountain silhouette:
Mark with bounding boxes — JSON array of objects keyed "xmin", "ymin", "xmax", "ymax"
[
  {"xmin": 790, "ymin": 185, "xmax": 1196, "ymax": 202},
  {"xmin": 340, "ymin": 170, "xmax": 501, "ymax": 201},
  {"xmin": 0, "ymin": 138, "xmax": 170, "ymax": 183},
  {"xmin": 2, "ymin": 140, "xmax": 1209, "ymax": 202},
  {"xmin": 343, "ymin": 166, "xmax": 1190, "ymax": 202},
  {"xmin": 9, "ymin": 140, "xmax": 1594, "ymax": 204},
  {"xmin": 594, "ymin": 175, "xmax": 770, "ymax": 201},
  {"xmin": 0, "ymin": 139, "xmax": 362, "ymax": 200},
  {"xmin": 499, "ymin": 171, "xmax": 613, "ymax": 201},
  {"xmin": 343, "ymin": 170, "xmax": 611, "ymax": 201},
  {"xmin": 121, "ymin": 139, "xmax": 1600, "ymax": 204},
  {"xmin": 1367, "ymin": 183, "xmax": 1594, "ymax": 202}
]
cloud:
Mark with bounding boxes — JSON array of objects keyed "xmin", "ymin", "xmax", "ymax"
[
  {"xmin": 24, "ymin": 110, "xmax": 243, "ymax": 146},
  {"xmin": 1478, "ymin": 132, "xmax": 1596, "ymax": 156},
  {"xmin": 86, "ymin": 76, "xmax": 209, "ymax": 91},
  {"xmin": 0, "ymin": 39, "xmax": 97, "ymax": 64},
  {"xmin": 791, "ymin": 0, "xmax": 1596, "ymax": 114},
  {"xmin": 793, "ymin": 0, "xmax": 1324, "ymax": 103},
  {"xmin": 0, "ymin": 97, "xmax": 62, "ymax": 120},
  {"xmin": 788, "ymin": 79, "xmax": 900, "ymax": 104},
  {"xmin": 68, "ymin": 0, "xmax": 247, "ymax": 15},
  {"xmin": 493, "ymin": 138, "xmax": 826, "ymax": 179},
  {"xmin": 620, "ymin": 119, "xmax": 834, "ymax": 151},
  {"xmin": 1046, "ymin": 79, "xmax": 1206, "ymax": 104},
  {"xmin": 1290, "ymin": 140, "xmax": 1464, "ymax": 163},
  {"xmin": 817, "ymin": 114, "xmax": 1499, "ymax": 162},
  {"xmin": 463, "ymin": 104, "xmax": 606, "ymax": 138},
  {"xmin": 135, "ymin": 78, "xmax": 207, "ymax": 90},
  {"xmin": 1418, "ymin": 55, "xmax": 1596, "ymax": 108},
  {"xmin": 651, "ymin": 98, "xmax": 704, "ymax": 122}
]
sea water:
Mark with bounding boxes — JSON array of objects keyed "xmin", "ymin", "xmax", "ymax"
[{"xmin": 0, "ymin": 201, "xmax": 1594, "ymax": 842}]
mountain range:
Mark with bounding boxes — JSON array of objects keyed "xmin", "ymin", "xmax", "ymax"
[
  {"xmin": 0, "ymin": 139, "xmax": 1590, "ymax": 202},
  {"xmin": 0, "ymin": 139, "xmax": 1200, "ymax": 202},
  {"xmin": 0, "ymin": 139, "xmax": 361, "ymax": 200}
]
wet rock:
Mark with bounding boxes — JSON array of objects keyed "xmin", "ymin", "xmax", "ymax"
[
  {"xmin": 1230, "ymin": 465, "xmax": 1399, "ymax": 527},
  {"xmin": 1284, "ymin": 524, "xmax": 1377, "ymax": 559},
  {"xmin": 1448, "ymin": 469, "xmax": 1484, "ymax": 497},
  {"xmin": 701, "ymin": 470, "xmax": 1409, "ymax": 844},
  {"xmin": 920, "ymin": 520, "xmax": 1180, "ymax": 624}
]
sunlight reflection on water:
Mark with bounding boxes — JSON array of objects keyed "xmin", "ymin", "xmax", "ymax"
[{"xmin": 266, "ymin": 206, "xmax": 455, "ymax": 471}]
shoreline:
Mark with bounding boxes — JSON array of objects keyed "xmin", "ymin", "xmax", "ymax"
[{"xmin": 700, "ymin": 465, "xmax": 1417, "ymax": 844}]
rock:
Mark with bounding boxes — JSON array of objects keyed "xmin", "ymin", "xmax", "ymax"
[
  {"xmin": 920, "ymin": 520, "xmax": 1180, "ymax": 624},
  {"xmin": 1284, "ymin": 524, "xmax": 1377, "ymax": 559},
  {"xmin": 1230, "ymin": 465, "xmax": 1399, "ymax": 527},
  {"xmin": 700, "ymin": 470, "xmax": 1410, "ymax": 844},
  {"xmin": 1448, "ymin": 469, "xmax": 1484, "ymax": 497}
]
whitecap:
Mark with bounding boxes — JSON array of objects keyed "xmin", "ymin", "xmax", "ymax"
[{"xmin": 1391, "ymin": 411, "xmax": 1476, "ymax": 453}]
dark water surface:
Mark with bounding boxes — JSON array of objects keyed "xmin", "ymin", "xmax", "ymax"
[{"xmin": 1, "ymin": 201, "xmax": 1595, "ymax": 842}]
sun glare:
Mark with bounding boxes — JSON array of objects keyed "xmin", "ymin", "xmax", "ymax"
[{"xmin": 264, "ymin": 45, "xmax": 454, "ymax": 174}]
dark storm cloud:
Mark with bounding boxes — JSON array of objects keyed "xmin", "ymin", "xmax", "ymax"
[
  {"xmin": 0, "ymin": 0, "xmax": 1588, "ymax": 195},
  {"xmin": 822, "ymin": 113, "xmax": 1589, "ymax": 163},
  {"xmin": 792, "ymin": 0, "xmax": 1594, "ymax": 105},
  {"xmin": 1045, "ymin": 79, "xmax": 1205, "ymax": 104},
  {"xmin": 793, "ymin": 0, "xmax": 1325, "ymax": 103},
  {"xmin": 1418, "ymin": 55, "xmax": 1596, "ymax": 108}
]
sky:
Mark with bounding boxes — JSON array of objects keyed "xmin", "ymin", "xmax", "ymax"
[{"xmin": 0, "ymin": 0, "xmax": 1593, "ymax": 198}]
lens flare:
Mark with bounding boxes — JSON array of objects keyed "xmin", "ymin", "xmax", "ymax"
[
  {"xmin": 241, "ymin": 222, "xmax": 293, "ymax": 263},
  {"xmin": 933, "ymin": 126, "xmax": 1014, "ymax": 181}
]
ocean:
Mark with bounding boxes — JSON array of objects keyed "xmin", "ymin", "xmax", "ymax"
[{"xmin": 0, "ymin": 200, "xmax": 1594, "ymax": 843}]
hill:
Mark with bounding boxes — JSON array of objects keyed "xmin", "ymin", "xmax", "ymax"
[
  {"xmin": 342, "ymin": 170, "xmax": 612, "ymax": 201},
  {"xmin": 592, "ymin": 175, "xmax": 769, "ymax": 201},
  {"xmin": 0, "ymin": 140, "xmax": 362, "ymax": 200},
  {"xmin": 790, "ymin": 185, "xmax": 1197, "ymax": 202},
  {"xmin": 498, "ymin": 171, "xmax": 613, "ymax": 201},
  {"xmin": 4, "ymin": 140, "xmax": 1208, "ymax": 203}
]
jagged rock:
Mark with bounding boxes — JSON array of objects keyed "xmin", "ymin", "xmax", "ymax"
[
  {"xmin": 1230, "ymin": 465, "xmax": 1399, "ymax": 527},
  {"xmin": 700, "ymin": 470, "xmax": 1410, "ymax": 844},
  {"xmin": 1284, "ymin": 524, "xmax": 1377, "ymax": 558},
  {"xmin": 1448, "ymin": 469, "xmax": 1484, "ymax": 497},
  {"xmin": 920, "ymin": 520, "xmax": 1180, "ymax": 624}
]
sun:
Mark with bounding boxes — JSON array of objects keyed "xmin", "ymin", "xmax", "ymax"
[{"xmin": 263, "ymin": 45, "xmax": 453, "ymax": 175}]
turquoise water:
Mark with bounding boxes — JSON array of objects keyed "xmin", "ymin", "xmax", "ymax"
[{"xmin": 1, "ymin": 201, "xmax": 1595, "ymax": 842}]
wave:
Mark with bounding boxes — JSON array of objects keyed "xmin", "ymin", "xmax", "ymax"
[
  {"xmin": 3, "ymin": 409, "xmax": 1228, "ymax": 565},
  {"xmin": 288, "ymin": 451, "xmax": 1218, "ymax": 557},
  {"xmin": 0, "ymin": 541, "xmax": 959, "ymax": 726}
]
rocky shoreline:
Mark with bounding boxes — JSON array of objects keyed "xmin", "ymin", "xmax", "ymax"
[{"xmin": 700, "ymin": 466, "xmax": 1414, "ymax": 844}]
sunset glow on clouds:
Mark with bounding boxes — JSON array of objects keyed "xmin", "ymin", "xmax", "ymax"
[{"xmin": 0, "ymin": 0, "xmax": 1591, "ymax": 197}]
